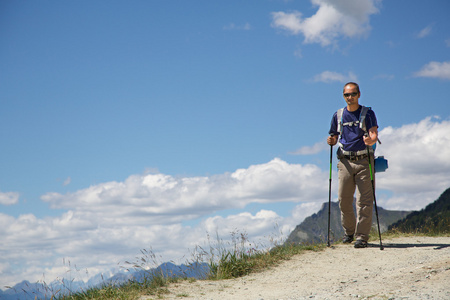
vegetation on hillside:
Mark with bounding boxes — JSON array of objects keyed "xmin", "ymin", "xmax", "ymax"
[{"xmin": 388, "ymin": 187, "xmax": 450, "ymax": 234}]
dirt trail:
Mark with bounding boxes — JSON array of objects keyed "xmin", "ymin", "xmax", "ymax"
[{"xmin": 140, "ymin": 236, "xmax": 450, "ymax": 300}]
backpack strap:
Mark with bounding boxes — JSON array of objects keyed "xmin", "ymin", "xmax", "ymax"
[
  {"xmin": 336, "ymin": 106, "xmax": 370, "ymax": 134},
  {"xmin": 357, "ymin": 106, "xmax": 381, "ymax": 144},
  {"xmin": 359, "ymin": 106, "xmax": 370, "ymax": 133},
  {"xmin": 336, "ymin": 108, "xmax": 344, "ymax": 134}
]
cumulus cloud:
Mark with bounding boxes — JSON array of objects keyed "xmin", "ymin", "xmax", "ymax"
[
  {"xmin": 312, "ymin": 70, "xmax": 358, "ymax": 83},
  {"xmin": 374, "ymin": 116, "xmax": 450, "ymax": 209},
  {"xmin": 1, "ymin": 159, "xmax": 328, "ymax": 286},
  {"xmin": 0, "ymin": 191, "xmax": 19, "ymax": 205},
  {"xmin": 41, "ymin": 158, "xmax": 327, "ymax": 222},
  {"xmin": 2, "ymin": 116, "xmax": 450, "ymax": 287},
  {"xmin": 271, "ymin": 0, "xmax": 380, "ymax": 47},
  {"xmin": 413, "ymin": 61, "xmax": 450, "ymax": 80}
]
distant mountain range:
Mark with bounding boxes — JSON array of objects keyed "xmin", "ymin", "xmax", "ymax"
[
  {"xmin": 0, "ymin": 262, "xmax": 209, "ymax": 300},
  {"xmin": 285, "ymin": 201, "xmax": 411, "ymax": 245}
]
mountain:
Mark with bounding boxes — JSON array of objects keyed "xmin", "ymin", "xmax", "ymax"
[
  {"xmin": 128, "ymin": 262, "xmax": 209, "ymax": 284},
  {"xmin": 0, "ymin": 262, "xmax": 209, "ymax": 300},
  {"xmin": 285, "ymin": 201, "xmax": 411, "ymax": 245},
  {"xmin": 0, "ymin": 280, "xmax": 51, "ymax": 300},
  {"xmin": 388, "ymin": 188, "xmax": 450, "ymax": 234}
]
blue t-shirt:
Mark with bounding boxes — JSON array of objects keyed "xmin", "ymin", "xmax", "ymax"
[{"xmin": 329, "ymin": 106, "xmax": 378, "ymax": 152}]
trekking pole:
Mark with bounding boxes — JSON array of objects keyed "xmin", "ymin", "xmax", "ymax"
[
  {"xmin": 327, "ymin": 135, "xmax": 334, "ymax": 247},
  {"xmin": 366, "ymin": 143, "xmax": 384, "ymax": 250}
]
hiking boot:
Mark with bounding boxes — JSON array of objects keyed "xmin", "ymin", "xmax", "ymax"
[
  {"xmin": 354, "ymin": 240, "xmax": 368, "ymax": 248},
  {"xmin": 342, "ymin": 234, "xmax": 354, "ymax": 243}
]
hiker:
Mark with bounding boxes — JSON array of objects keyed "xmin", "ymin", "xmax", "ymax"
[{"xmin": 327, "ymin": 82, "xmax": 378, "ymax": 248}]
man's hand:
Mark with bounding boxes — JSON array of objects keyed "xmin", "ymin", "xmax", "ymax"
[
  {"xmin": 363, "ymin": 135, "xmax": 376, "ymax": 146},
  {"xmin": 327, "ymin": 135, "xmax": 337, "ymax": 146},
  {"xmin": 364, "ymin": 126, "xmax": 378, "ymax": 146}
]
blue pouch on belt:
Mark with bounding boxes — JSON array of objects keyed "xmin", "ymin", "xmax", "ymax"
[{"xmin": 374, "ymin": 156, "xmax": 388, "ymax": 173}]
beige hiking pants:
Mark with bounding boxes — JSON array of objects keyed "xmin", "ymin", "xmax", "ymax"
[{"xmin": 337, "ymin": 156, "xmax": 374, "ymax": 242}]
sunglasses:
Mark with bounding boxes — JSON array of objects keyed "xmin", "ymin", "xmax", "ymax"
[{"xmin": 344, "ymin": 92, "xmax": 359, "ymax": 98}]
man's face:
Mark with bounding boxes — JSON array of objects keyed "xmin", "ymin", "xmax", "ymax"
[{"xmin": 343, "ymin": 85, "xmax": 360, "ymax": 106}]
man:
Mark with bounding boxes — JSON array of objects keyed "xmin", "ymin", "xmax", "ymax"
[{"xmin": 327, "ymin": 82, "xmax": 378, "ymax": 248}]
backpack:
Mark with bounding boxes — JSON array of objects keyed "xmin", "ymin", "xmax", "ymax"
[
  {"xmin": 335, "ymin": 106, "xmax": 388, "ymax": 172},
  {"xmin": 336, "ymin": 106, "xmax": 371, "ymax": 135}
]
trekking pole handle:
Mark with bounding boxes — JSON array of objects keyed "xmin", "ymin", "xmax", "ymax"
[
  {"xmin": 363, "ymin": 132, "xmax": 372, "ymax": 147},
  {"xmin": 328, "ymin": 133, "xmax": 337, "ymax": 146}
]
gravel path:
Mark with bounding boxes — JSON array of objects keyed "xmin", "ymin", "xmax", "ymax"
[{"xmin": 140, "ymin": 236, "xmax": 450, "ymax": 300}]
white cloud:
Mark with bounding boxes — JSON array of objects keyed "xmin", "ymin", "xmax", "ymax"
[
  {"xmin": 416, "ymin": 24, "xmax": 433, "ymax": 38},
  {"xmin": 63, "ymin": 176, "xmax": 71, "ymax": 186},
  {"xmin": 294, "ymin": 47, "xmax": 303, "ymax": 58},
  {"xmin": 312, "ymin": 70, "xmax": 358, "ymax": 83},
  {"xmin": 0, "ymin": 191, "xmax": 19, "ymax": 205},
  {"xmin": 375, "ymin": 116, "xmax": 450, "ymax": 209},
  {"xmin": 289, "ymin": 141, "xmax": 328, "ymax": 155},
  {"xmin": 223, "ymin": 22, "xmax": 252, "ymax": 30},
  {"xmin": 271, "ymin": 0, "xmax": 379, "ymax": 47},
  {"xmin": 41, "ymin": 158, "xmax": 327, "ymax": 221},
  {"xmin": 271, "ymin": 11, "xmax": 303, "ymax": 34},
  {"xmin": 203, "ymin": 210, "xmax": 283, "ymax": 244},
  {"xmin": 413, "ymin": 61, "xmax": 450, "ymax": 80},
  {"xmin": 2, "ymin": 117, "xmax": 450, "ymax": 287}
]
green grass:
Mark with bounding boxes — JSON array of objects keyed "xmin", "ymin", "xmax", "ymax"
[
  {"xmin": 46, "ymin": 229, "xmax": 325, "ymax": 300},
  {"xmin": 54, "ymin": 268, "xmax": 180, "ymax": 300},
  {"xmin": 204, "ymin": 230, "xmax": 326, "ymax": 280}
]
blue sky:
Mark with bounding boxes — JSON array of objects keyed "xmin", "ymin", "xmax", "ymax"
[{"xmin": 1, "ymin": 0, "xmax": 450, "ymax": 288}]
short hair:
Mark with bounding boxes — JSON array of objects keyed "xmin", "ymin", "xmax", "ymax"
[{"xmin": 343, "ymin": 82, "xmax": 360, "ymax": 94}]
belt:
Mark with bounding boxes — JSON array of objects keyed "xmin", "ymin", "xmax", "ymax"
[{"xmin": 342, "ymin": 153, "xmax": 368, "ymax": 161}]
